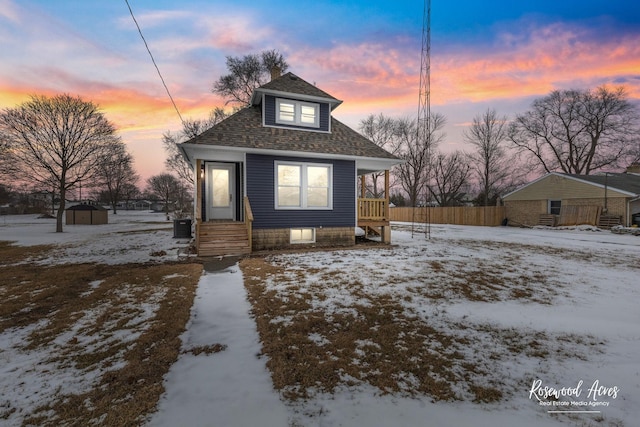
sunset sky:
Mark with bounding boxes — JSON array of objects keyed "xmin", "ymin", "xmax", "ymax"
[{"xmin": 1, "ymin": 0, "xmax": 639, "ymax": 183}]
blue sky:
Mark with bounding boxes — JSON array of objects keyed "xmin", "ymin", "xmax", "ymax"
[{"xmin": 1, "ymin": 0, "xmax": 639, "ymax": 181}]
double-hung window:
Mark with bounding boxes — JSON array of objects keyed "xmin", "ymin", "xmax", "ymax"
[
  {"xmin": 548, "ymin": 200, "xmax": 562, "ymax": 215},
  {"xmin": 276, "ymin": 98, "xmax": 319, "ymax": 128},
  {"xmin": 276, "ymin": 162, "xmax": 332, "ymax": 209}
]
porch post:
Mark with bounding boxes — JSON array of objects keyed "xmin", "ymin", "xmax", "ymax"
[
  {"xmin": 195, "ymin": 159, "xmax": 202, "ymax": 252},
  {"xmin": 382, "ymin": 169, "xmax": 391, "ymax": 243},
  {"xmin": 195, "ymin": 159, "xmax": 202, "ymax": 221},
  {"xmin": 360, "ymin": 175, "xmax": 366, "ymax": 198},
  {"xmin": 384, "ymin": 170, "xmax": 390, "ymax": 219}
]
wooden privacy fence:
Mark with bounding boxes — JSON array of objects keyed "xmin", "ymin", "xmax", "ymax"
[
  {"xmin": 557, "ymin": 205, "xmax": 600, "ymax": 226},
  {"xmin": 390, "ymin": 206, "xmax": 506, "ymax": 226}
]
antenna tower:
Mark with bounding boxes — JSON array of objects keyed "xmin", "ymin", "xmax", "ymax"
[{"xmin": 413, "ymin": 0, "xmax": 431, "ymax": 238}]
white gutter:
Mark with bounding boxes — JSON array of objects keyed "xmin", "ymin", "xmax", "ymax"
[{"xmin": 179, "ymin": 143, "xmax": 403, "ymax": 174}]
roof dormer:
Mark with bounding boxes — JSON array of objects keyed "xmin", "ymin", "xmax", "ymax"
[{"xmin": 251, "ymin": 72, "xmax": 342, "ymax": 133}]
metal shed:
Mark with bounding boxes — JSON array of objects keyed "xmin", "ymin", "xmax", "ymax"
[{"xmin": 65, "ymin": 204, "xmax": 108, "ymax": 225}]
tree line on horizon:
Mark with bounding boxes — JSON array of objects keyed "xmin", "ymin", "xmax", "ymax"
[{"xmin": 1, "ymin": 49, "xmax": 639, "ymax": 233}]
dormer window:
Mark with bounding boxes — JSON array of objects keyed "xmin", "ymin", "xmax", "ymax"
[{"xmin": 276, "ymin": 98, "xmax": 319, "ymax": 128}]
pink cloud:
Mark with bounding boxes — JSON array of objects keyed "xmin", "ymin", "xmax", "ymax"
[
  {"xmin": 433, "ymin": 23, "xmax": 640, "ymax": 103},
  {"xmin": 290, "ymin": 21, "xmax": 640, "ymax": 117}
]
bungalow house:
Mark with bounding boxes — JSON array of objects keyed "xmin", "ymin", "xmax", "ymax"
[
  {"xmin": 179, "ymin": 71, "xmax": 402, "ymax": 256},
  {"xmin": 503, "ymin": 167, "xmax": 640, "ymax": 228}
]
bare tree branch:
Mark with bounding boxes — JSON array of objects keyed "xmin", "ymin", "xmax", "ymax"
[
  {"xmin": 163, "ymin": 107, "xmax": 230, "ymax": 187},
  {"xmin": 429, "ymin": 151, "xmax": 471, "ymax": 206},
  {"xmin": 0, "ymin": 94, "xmax": 117, "ymax": 232},
  {"xmin": 509, "ymin": 86, "xmax": 640, "ymax": 175},
  {"xmin": 212, "ymin": 50, "xmax": 289, "ymax": 107},
  {"xmin": 94, "ymin": 140, "xmax": 139, "ymax": 213}
]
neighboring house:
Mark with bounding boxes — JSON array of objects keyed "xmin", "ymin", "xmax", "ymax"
[
  {"xmin": 115, "ymin": 200, "xmax": 153, "ymax": 210},
  {"xmin": 179, "ymin": 71, "xmax": 402, "ymax": 256},
  {"xmin": 503, "ymin": 167, "xmax": 640, "ymax": 228}
]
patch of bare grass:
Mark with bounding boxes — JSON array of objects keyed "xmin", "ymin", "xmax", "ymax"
[
  {"xmin": 0, "ymin": 240, "xmax": 56, "ymax": 266},
  {"xmin": 408, "ymin": 260, "xmax": 561, "ymax": 304},
  {"xmin": 240, "ymin": 252, "xmax": 606, "ymax": 406},
  {"xmin": 184, "ymin": 344, "xmax": 228, "ymax": 356},
  {"xmin": 1, "ymin": 260, "xmax": 202, "ymax": 426},
  {"xmin": 242, "ymin": 257, "xmax": 459, "ymax": 401}
]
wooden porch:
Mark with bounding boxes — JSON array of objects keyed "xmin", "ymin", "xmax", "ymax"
[{"xmin": 357, "ymin": 170, "xmax": 391, "ymax": 243}]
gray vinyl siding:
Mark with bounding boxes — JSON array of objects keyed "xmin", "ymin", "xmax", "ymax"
[
  {"xmin": 246, "ymin": 153, "xmax": 355, "ymax": 229},
  {"xmin": 264, "ymin": 95, "xmax": 330, "ymax": 132}
]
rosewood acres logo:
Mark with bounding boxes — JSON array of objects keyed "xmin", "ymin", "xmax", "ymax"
[{"xmin": 529, "ymin": 379, "xmax": 620, "ymax": 414}]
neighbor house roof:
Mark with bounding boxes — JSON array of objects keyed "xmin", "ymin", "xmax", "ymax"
[
  {"xmin": 565, "ymin": 173, "xmax": 640, "ymax": 196},
  {"xmin": 182, "ymin": 105, "xmax": 398, "ymax": 160},
  {"xmin": 503, "ymin": 172, "xmax": 640, "ymax": 199}
]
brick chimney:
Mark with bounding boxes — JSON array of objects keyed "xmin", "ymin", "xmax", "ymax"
[
  {"xmin": 270, "ymin": 66, "xmax": 282, "ymax": 81},
  {"xmin": 626, "ymin": 162, "xmax": 640, "ymax": 174}
]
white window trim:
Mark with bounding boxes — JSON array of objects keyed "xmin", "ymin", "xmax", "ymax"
[
  {"xmin": 275, "ymin": 161, "xmax": 333, "ymax": 210},
  {"xmin": 290, "ymin": 228, "xmax": 316, "ymax": 244},
  {"xmin": 548, "ymin": 199, "xmax": 562, "ymax": 215},
  {"xmin": 275, "ymin": 98, "xmax": 320, "ymax": 128}
]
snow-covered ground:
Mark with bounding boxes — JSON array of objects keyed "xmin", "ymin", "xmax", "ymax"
[
  {"xmin": 153, "ymin": 222, "xmax": 639, "ymax": 427},
  {"xmin": 1, "ymin": 214, "xmax": 638, "ymax": 426},
  {"xmin": 0, "ymin": 211, "xmax": 190, "ymax": 264}
]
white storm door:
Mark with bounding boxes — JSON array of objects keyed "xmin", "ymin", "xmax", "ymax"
[{"xmin": 207, "ymin": 163, "xmax": 236, "ymax": 220}]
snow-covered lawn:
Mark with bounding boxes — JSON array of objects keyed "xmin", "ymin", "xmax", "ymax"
[
  {"xmin": 1, "ymin": 213, "xmax": 638, "ymax": 426},
  {"xmin": 0, "ymin": 210, "xmax": 189, "ymax": 264},
  {"xmin": 238, "ymin": 224, "xmax": 639, "ymax": 427},
  {"xmin": 0, "ymin": 212, "xmax": 201, "ymax": 426}
]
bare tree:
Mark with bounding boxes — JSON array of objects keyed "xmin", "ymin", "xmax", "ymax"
[
  {"xmin": 212, "ymin": 49, "xmax": 289, "ymax": 107},
  {"xmin": 121, "ymin": 183, "xmax": 141, "ymax": 209},
  {"xmin": 394, "ymin": 113, "xmax": 446, "ymax": 206},
  {"xmin": 508, "ymin": 86, "xmax": 639, "ymax": 175},
  {"xmin": 0, "ymin": 94, "xmax": 117, "ymax": 232},
  {"xmin": 146, "ymin": 173, "xmax": 181, "ymax": 217},
  {"xmin": 94, "ymin": 140, "xmax": 139, "ymax": 214},
  {"xmin": 163, "ymin": 107, "xmax": 230, "ymax": 186},
  {"xmin": 0, "ymin": 130, "xmax": 15, "ymax": 180},
  {"xmin": 429, "ymin": 151, "xmax": 471, "ymax": 206},
  {"xmin": 464, "ymin": 109, "xmax": 514, "ymax": 205},
  {"xmin": 358, "ymin": 113, "xmax": 399, "ymax": 197}
]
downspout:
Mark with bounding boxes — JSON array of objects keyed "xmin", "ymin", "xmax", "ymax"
[
  {"xmin": 629, "ymin": 196, "xmax": 640, "ymax": 227},
  {"xmin": 354, "ymin": 162, "xmax": 359, "ymax": 232}
]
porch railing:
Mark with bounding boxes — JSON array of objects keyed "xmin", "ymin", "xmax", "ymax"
[
  {"xmin": 244, "ymin": 196, "xmax": 254, "ymax": 251},
  {"xmin": 358, "ymin": 198, "xmax": 387, "ymax": 221}
]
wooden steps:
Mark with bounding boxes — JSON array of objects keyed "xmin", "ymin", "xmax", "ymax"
[
  {"xmin": 598, "ymin": 215, "xmax": 622, "ymax": 229},
  {"xmin": 198, "ymin": 222, "xmax": 251, "ymax": 257},
  {"xmin": 538, "ymin": 214, "xmax": 557, "ymax": 227}
]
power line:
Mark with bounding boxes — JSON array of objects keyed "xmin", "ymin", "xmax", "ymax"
[{"xmin": 124, "ymin": 0, "xmax": 185, "ymax": 126}]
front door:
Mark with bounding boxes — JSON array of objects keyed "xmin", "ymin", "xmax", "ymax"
[{"xmin": 207, "ymin": 163, "xmax": 236, "ymax": 220}]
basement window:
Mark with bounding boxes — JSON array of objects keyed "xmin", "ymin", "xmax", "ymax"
[{"xmin": 290, "ymin": 228, "xmax": 315, "ymax": 244}]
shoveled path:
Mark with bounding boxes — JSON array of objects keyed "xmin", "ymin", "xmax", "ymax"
[{"xmin": 148, "ymin": 258, "xmax": 290, "ymax": 427}]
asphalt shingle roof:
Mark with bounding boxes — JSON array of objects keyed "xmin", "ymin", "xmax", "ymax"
[
  {"xmin": 256, "ymin": 72, "xmax": 339, "ymax": 102},
  {"xmin": 185, "ymin": 72, "xmax": 398, "ymax": 160},
  {"xmin": 567, "ymin": 173, "xmax": 640, "ymax": 196},
  {"xmin": 185, "ymin": 105, "xmax": 398, "ymax": 160}
]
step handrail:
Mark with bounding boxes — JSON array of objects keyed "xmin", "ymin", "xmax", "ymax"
[{"xmin": 244, "ymin": 196, "xmax": 253, "ymax": 252}]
